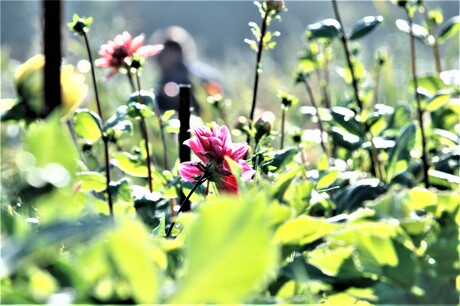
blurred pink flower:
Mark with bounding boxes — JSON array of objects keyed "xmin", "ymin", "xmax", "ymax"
[
  {"xmin": 178, "ymin": 123, "xmax": 255, "ymax": 193},
  {"xmin": 95, "ymin": 31, "xmax": 163, "ymax": 79}
]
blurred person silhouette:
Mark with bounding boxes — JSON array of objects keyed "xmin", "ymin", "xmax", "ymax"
[{"xmin": 150, "ymin": 26, "xmax": 222, "ymax": 116}]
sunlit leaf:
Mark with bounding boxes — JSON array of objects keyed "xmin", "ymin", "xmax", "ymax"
[
  {"xmin": 307, "ymin": 246, "xmax": 354, "ymax": 277},
  {"xmin": 348, "ymin": 16, "xmax": 384, "ymax": 40},
  {"xmin": 395, "ymin": 19, "xmax": 433, "ymax": 45},
  {"xmin": 274, "ymin": 215, "xmax": 340, "ymax": 245},
  {"xmin": 386, "ymin": 123, "xmax": 416, "ymax": 183},
  {"xmin": 76, "ymin": 171, "xmax": 106, "ymax": 192},
  {"xmin": 73, "ymin": 109, "xmax": 103, "ymax": 143},
  {"xmin": 171, "ymin": 194, "xmax": 277, "ymax": 303},
  {"xmin": 306, "ymin": 19, "xmax": 341, "ymax": 40},
  {"xmin": 438, "ymin": 15, "xmax": 460, "ymax": 44},
  {"xmin": 115, "ymin": 152, "xmax": 148, "ymax": 177},
  {"xmin": 425, "ymin": 91, "xmax": 452, "ymax": 112},
  {"xmin": 107, "ymin": 220, "xmax": 162, "ymax": 303}
]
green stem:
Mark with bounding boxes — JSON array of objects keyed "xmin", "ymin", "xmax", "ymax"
[
  {"xmin": 166, "ymin": 175, "xmax": 206, "ymax": 238},
  {"xmin": 331, "ymin": 0, "xmax": 363, "ymax": 110},
  {"xmin": 280, "ymin": 107, "xmax": 286, "ymax": 150},
  {"xmin": 137, "ymin": 73, "xmax": 169, "ymax": 169},
  {"xmin": 303, "ymin": 78, "xmax": 328, "ymax": 156},
  {"xmin": 134, "ymin": 72, "xmax": 154, "ymax": 192},
  {"xmin": 407, "ymin": 11, "xmax": 430, "ymax": 188},
  {"xmin": 247, "ymin": 10, "xmax": 270, "ymax": 145},
  {"xmin": 126, "ymin": 72, "xmax": 136, "ymax": 93},
  {"xmin": 82, "ymin": 31, "xmax": 113, "ymax": 221}
]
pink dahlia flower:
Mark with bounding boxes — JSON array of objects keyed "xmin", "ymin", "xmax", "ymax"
[
  {"xmin": 95, "ymin": 31, "xmax": 164, "ymax": 79},
  {"xmin": 178, "ymin": 123, "xmax": 256, "ymax": 193}
]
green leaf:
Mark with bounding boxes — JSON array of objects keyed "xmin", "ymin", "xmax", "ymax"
[
  {"xmin": 425, "ymin": 91, "xmax": 452, "ymax": 112},
  {"xmin": 152, "ymin": 213, "xmax": 166, "ymax": 237},
  {"xmin": 332, "ymin": 221, "xmax": 399, "ymax": 268},
  {"xmin": 306, "ymin": 19, "xmax": 340, "ymax": 40},
  {"xmin": 127, "ymin": 90, "xmax": 156, "ymax": 108},
  {"xmin": 438, "ymin": 15, "xmax": 460, "ymax": 44},
  {"xmin": 114, "ymin": 152, "xmax": 148, "ymax": 177},
  {"xmin": 107, "ymin": 220, "xmax": 161, "ymax": 303},
  {"xmin": 274, "ymin": 215, "xmax": 340, "ymax": 245},
  {"xmin": 334, "ymin": 179, "xmax": 387, "ymax": 213},
  {"xmin": 128, "ymin": 102, "xmax": 155, "ymax": 119},
  {"xmin": 25, "ymin": 114, "xmax": 78, "ymax": 174},
  {"xmin": 415, "ymin": 75, "xmax": 444, "ymax": 94},
  {"xmin": 395, "ymin": 19, "xmax": 433, "ymax": 45},
  {"xmin": 108, "ymin": 178, "xmax": 133, "ymax": 205},
  {"xmin": 171, "ymin": 194, "xmax": 277, "ymax": 303},
  {"xmin": 307, "ymin": 246, "xmax": 354, "ymax": 277},
  {"xmin": 260, "ymin": 147, "xmax": 299, "ymax": 173},
  {"xmin": 330, "ymin": 107, "xmax": 363, "ymax": 136},
  {"xmin": 348, "ymin": 16, "xmax": 384, "ymax": 40},
  {"xmin": 73, "ymin": 109, "xmax": 103, "ymax": 143},
  {"xmin": 76, "ymin": 171, "xmax": 106, "ymax": 192},
  {"xmin": 330, "ymin": 127, "xmax": 363, "ymax": 151},
  {"xmin": 386, "ymin": 123, "xmax": 416, "ymax": 183},
  {"xmin": 317, "ymin": 170, "xmax": 339, "ymax": 190}
]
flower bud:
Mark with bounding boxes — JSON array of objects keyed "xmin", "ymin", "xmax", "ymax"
[
  {"xmin": 234, "ymin": 116, "xmax": 249, "ymax": 132},
  {"xmin": 278, "ymin": 92, "xmax": 298, "ymax": 109},
  {"xmin": 291, "ymin": 131, "xmax": 302, "ymax": 144},
  {"xmin": 265, "ymin": 0, "xmax": 285, "ymax": 13},
  {"xmin": 254, "ymin": 111, "xmax": 275, "ymax": 142},
  {"xmin": 68, "ymin": 14, "xmax": 93, "ymax": 36},
  {"xmin": 376, "ymin": 49, "xmax": 388, "ymax": 66}
]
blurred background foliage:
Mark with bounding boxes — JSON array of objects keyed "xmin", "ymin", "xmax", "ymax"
[{"xmin": 1, "ymin": 0, "xmax": 459, "ymax": 304}]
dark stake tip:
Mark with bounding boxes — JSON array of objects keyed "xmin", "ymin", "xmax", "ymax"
[
  {"xmin": 43, "ymin": 0, "xmax": 62, "ymax": 117},
  {"xmin": 179, "ymin": 84, "xmax": 192, "ymax": 212}
]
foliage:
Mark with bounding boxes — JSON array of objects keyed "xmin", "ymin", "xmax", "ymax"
[{"xmin": 1, "ymin": 1, "xmax": 459, "ymax": 304}]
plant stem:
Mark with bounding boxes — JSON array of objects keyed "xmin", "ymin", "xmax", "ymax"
[
  {"xmin": 82, "ymin": 32, "xmax": 113, "ymax": 220},
  {"xmin": 321, "ymin": 44, "xmax": 331, "ymax": 109},
  {"xmin": 137, "ymin": 73, "xmax": 169, "ymax": 170},
  {"xmin": 331, "ymin": 0, "xmax": 363, "ymax": 110},
  {"xmin": 303, "ymin": 78, "xmax": 328, "ymax": 156},
  {"xmin": 280, "ymin": 107, "xmax": 286, "ymax": 150},
  {"xmin": 166, "ymin": 175, "xmax": 206, "ymax": 238},
  {"xmin": 368, "ymin": 131, "xmax": 383, "ymax": 181},
  {"xmin": 372, "ymin": 64, "xmax": 381, "ymax": 106},
  {"xmin": 126, "ymin": 72, "xmax": 136, "ymax": 93},
  {"xmin": 247, "ymin": 11, "xmax": 270, "ymax": 144},
  {"xmin": 407, "ymin": 11, "xmax": 430, "ymax": 188},
  {"xmin": 422, "ymin": 5, "xmax": 442, "ymax": 74},
  {"xmin": 134, "ymin": 72, "xmax": 154, "ymax": 192}
]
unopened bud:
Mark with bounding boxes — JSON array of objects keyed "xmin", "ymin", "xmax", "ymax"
[
  {"xmin": 278, "ymin": 92, "xmax": 298, "ymax": 109},
  {"xmin": 234, "ymin": 116, "xmax": 249, "ymax": 132},
  {"xmin": 265, "ymin": 0, "xmax": 285, "ymax": 13},
  {"xmin": 255, "ymin": 111, "xmax": 275, "ymax": 142}
]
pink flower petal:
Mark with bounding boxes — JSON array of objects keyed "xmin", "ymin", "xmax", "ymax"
[
  {"xmin": 239, "ymin": 160, "xmax": 256, "ymax": 181},
  {"xmin": 178, "ymin": 162, "xmax": 204, "ymax": 182},
  {"xmin": 136, "ymin": 44, "xmax": 164, "ymax": 58},
  {"xmin": 130, "ymin": 34, "xmax": 145, "ymax": 53},
  {"xmin": 221, "ymin": 174, "xmax": 239, "ymax": 193},
  {"xmin": 227, "ymin": 143, "xmax": 249, "ymax": 160}
]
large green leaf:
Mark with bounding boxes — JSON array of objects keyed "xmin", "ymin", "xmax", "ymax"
[
  {"xmin": 348, "ymin": 16, "xmax": 383, "ymax": 40},
  {"xmin": 171, "ymin": 194, "xmax": 277, "ymax": 303},
  {"xmin": 73, "ymin": 109, "xmax": 103, "ymax": 143},
  {"xmin": 306, "ymin": 19, "xmax": 340, "ymax": 40},
  {"xmin": 438, "ymin": 15, "xmax": 460, "ymax": 44},
  {"xmin": 274, "ymin": 215, "xmax": 340, "ymax": 245},
  {"xmin": 386, "ymin": 123, "xmax": 416, "ymax": 183},
  {"xmin": 114, "ymin": 152, "xmax": 149, "ymax": 177},
  {"xmin": 107, "ymin": 220, "xmax": 162, "ymax": 303},
  {"xmin": 307, "ymin": 246, "xmax": 354, "ymax": 277},
  {"xmin": 76, "ymin": 171, "xmax": 106, "ymax": 192}
]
